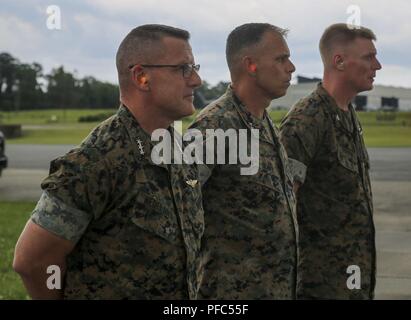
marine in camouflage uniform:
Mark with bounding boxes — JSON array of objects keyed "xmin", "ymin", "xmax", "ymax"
[
  {"xmin": 279, "ymin": 83, "xmax": 376, "ymax": 299},
  {"xmin": 190, "ymin": 85, "xmax": 298, "ymax": 299},
  {"xmin": 31, "ymin": 104, "xmax": 204, "ymax": 299}
]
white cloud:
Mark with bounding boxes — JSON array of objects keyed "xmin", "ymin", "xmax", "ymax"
[
  {"xmin": 72, "ymin": 13, "xmax": 127, "ymax": 40},
  {"xmin": 1, "ymin": 0, "xmax": 410, "ymax": 87},
  {"xmin": 0, "ymin": 14, "xmax": 46, "ymax": 59}
]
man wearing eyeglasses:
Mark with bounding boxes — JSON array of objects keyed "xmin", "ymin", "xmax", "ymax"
[
  {"xmin": 13, "ymin": 24, "xmax": 204, "ymax": 299},
  {"xmin": 189, "ymin": 23, "xmax": 298, "ymax": 299}
]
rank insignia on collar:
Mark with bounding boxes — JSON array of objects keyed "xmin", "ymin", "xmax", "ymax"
[
  {"xmin": 186, "ymin": 179, "xmax": 198, "ymax": 188},
  {"xmin": 336, "ymin": 115, "xmax": 340, "ymax": 121},
  {"xmin": 136, "ymin": 138, "xmax": 145, "ymax": 155},
  {"xmin": 358, "ymin": 126, "xmax": 363, "ymax": 135}
]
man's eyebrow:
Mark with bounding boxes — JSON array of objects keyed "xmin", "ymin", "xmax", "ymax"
[
  {"xmin": 364, "ymin": 51, "xmax": 377, "ymax": 57},
  {"xmin": 276, "ymin": 53, "xmax": 290, "ymax": 59},
  {"xmin": 177, "ymin": 59, "xmax": 194, "ymax": 65}
]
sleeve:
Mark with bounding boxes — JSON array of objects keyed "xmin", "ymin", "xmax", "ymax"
[
  {"xmin": 31, "ymin": 149, "xmax": 112, "ymax": 243},
  {"xmin": 31, "ymin": 191, "xmax": 92, "ymax": 243},
  {"xmin": 279, "ymin": 108, "xmax": 324, "ymax": 184}
]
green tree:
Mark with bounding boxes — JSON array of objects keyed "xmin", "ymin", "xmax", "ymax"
[
  {"xmin": 196, "ymin": 80, "xmax": 229, "ymax": 104},
  {"xmin": 0, "ymin": 52, "xmax": 19, "ymax": 111},
  {"xmin": 46, "ymin": 66, "xmax": 79, "ymax": 109},
  {"xmin": 15, "ymin": 62, "xmax": 44, "ymax": 110},
  {"xmin": 78, "ymin": 76, "xmax": 118, "ymax": 109}
]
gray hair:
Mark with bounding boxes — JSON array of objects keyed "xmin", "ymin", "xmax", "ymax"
[
  {"xmin": 226, "ymin": 23, "xmax": 288, "ymax": 75},
  {"xmin": 116, "ymin": 24, "xmax": 190, "ymax": 89}
]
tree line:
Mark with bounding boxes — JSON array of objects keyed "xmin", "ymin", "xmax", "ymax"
[
  {"xmin": 0, "ymin": 52, "xmax": 119, "ymax": 111},
  {"xmin": 0, "ymin": 52, "xmax": 229, "ymax": 111}
]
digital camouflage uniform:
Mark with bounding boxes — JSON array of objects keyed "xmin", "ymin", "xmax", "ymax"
[
  {"xmin": 31, "ymin": 105, "xmax": 204, "ymax": 299},
  {"xmin": 189, "ymin": 85, "xmax": 298, "ymax": 299},
  {"xmin": 279, "ymin": 83, "xmax": 376, "ymax": 299}
]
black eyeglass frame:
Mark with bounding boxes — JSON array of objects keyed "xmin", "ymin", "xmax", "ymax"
[{"xmin": 128, "ymin": 63, "xmax": 200, "ymax": 78}]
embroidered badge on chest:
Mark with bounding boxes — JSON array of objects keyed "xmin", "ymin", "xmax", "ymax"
[{"xmin": 185, "ymin": 179, "xmax": 198, "ymax": 188}]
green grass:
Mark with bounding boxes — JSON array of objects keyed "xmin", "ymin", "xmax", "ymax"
[
  {"xmin": 356, "ymin": 110, "xmax": 411, "ymax": 127},
  {"xmin": 2, "ymin": 109, "xmax": 411, "ymax": 146},
  {"xmin": 10, "ymin": 126, "xmax": 98, "ymax": 145},
  {"xmin": 362, "ymin": 126, "xmax": 411, "ymax": 147},
  {"xmin": 0, "ymin": 109, "xmax": 116, "ymax": 125},
  {"xmin": 0, "ymin": 201, "xmax": 35, "ymax": 300},
  {"xmin": 269, "ymin": 110, "xmax": 289, "ymax": 125},
  {"xmin": 0, "ymin": 109, "xmax": 115, "ymax": 145}
]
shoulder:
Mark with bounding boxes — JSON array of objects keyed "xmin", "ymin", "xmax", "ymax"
[
  {"xmin": 49, "ymin": 114, "xmax": 133, "ymax": 177},
  {"xmin": 281, "ymin": 91, "xmax": 328, "ymax": 129},
  {"xmin": 75, "ymin": 113, "xmax": 142, "ymax": 167},
  {"xmin": 190, "ymin": 93, "xmax": 238, "ymax": 131},
  {"xmin": 81, "ymin": 114, "xmax": 131, "ymax": 158}
]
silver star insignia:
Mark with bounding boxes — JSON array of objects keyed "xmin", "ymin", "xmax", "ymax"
[{"xmin": 136, "ymin": 139, "xmax": 145, "ymax": 155}]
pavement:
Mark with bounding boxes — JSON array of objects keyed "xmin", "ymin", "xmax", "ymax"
[{"xmin": 0, "ymin": 145, "xmax": 410, "ymax": 299}]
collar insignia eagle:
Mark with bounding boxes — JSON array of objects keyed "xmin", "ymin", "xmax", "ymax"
[{"xmin": 186, "ymin": 179, "xmax": 198, "ymax": 188}]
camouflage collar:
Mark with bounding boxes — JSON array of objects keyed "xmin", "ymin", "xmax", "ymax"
[
  {"xmin": 315, "ymin": 83, "xmax": 356, "ymax": 134},
  {"xmin": 222, "ymin": 85, "xmax": 277, "ymax": 146},
  {"xmin": 315, "ymin": 82, "xmax": 341, "ymax": 113},
  {"xmin": 117, "ymin": 104, "xmax": 170, "ymax": 169},
  {"xmin": 226, "ymin": 85, "xmax": 268, "ymax": 131}
]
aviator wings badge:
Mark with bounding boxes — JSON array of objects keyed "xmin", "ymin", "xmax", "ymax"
[{"xmin": 185, "ymin": 179, "xmax": 198, "ymax": 188}]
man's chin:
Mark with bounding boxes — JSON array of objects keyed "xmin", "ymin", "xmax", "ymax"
[
  {"xmin": 177, "ymin": 105, "xmax": 195, "ymax": 119},
  {"xmin": 271, "ymin": 90, "xmax": 287, "ymax": 100},
  {"xmin": 186, "ymin": 104, "xmax": 196, "ymax": 116},
  {"xmin": 359, "ymin": 84, "xmax": 373, "ymax": 93}
]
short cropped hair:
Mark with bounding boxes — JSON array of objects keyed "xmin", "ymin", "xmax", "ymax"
[
  {"xmin": 226, "ymin": 23, "xmax": 288, "ymax": 75},
  {"xmin": 319, "ymin": 23, "xmax": 376, "ymax": 64},
  {"xmin": 116, "ymin": 24, "xmax": 190, "ymax": 88}
]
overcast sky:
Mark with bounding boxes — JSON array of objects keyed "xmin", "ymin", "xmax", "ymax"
[{"xmin": 1, "ymin": 0, "xmax": 410, "ymax": 87}]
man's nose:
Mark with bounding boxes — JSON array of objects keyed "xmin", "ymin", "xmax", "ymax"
[
  {"xmin": 374, "ymin": 58, "xmax": 382, "ymax": 71},
  {"xmin": 188, "ymin": 69, "xmax": 202, "ymax": 88},
  {"xmin": 288, "ymin": 60, "xmax": 296, "ymax": 73}
]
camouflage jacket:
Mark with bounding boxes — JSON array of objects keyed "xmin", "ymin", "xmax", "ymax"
[
  {"xmin": 279, "ymin": 83, "xmax": 376, "ymax": 299},
  {"xmin": 189, "ymin": 85, "xmax": 298, "ymax": 299},
  {"xmin": 31, "ymin": 105, "xmax": 204, "ymax": 299}
]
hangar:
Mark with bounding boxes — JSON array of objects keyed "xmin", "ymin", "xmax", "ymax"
[{"xmin": 270, "ymin": 76, "xmax": 411, "ymax": 111}]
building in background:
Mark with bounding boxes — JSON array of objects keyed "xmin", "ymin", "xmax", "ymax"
[{"xmin": 270, "ymin": 76, "xmax": 411, "ymax": 111}]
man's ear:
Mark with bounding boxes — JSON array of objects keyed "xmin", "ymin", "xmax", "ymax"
[
  {"xmin": 334, "ymin": 54, "xmax": 345, "ymax": 71},
  {"xmin": 243, "ymin": 56, "xmax": 257, "ymax": 76},
  {"xmin": 130, "ymin": 65, "xmax": 150, "ymax": 91}
]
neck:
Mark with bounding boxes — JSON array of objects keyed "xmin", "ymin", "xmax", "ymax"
[
  {"xmin": 322, "ymin": 73, "xmax": 356, "ymax": 112},
  {"xmin": 231, "ymin": 81, "xmax": 269, "ymax": 119},
  {"xmin": 121, "ymin": 95, "xmax": 171, "ymax": 134}
]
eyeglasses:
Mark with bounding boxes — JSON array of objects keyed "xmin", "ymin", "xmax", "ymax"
[{"xmin": 128, "ymin": 63, "xmax": 200, "ymax": 79}]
